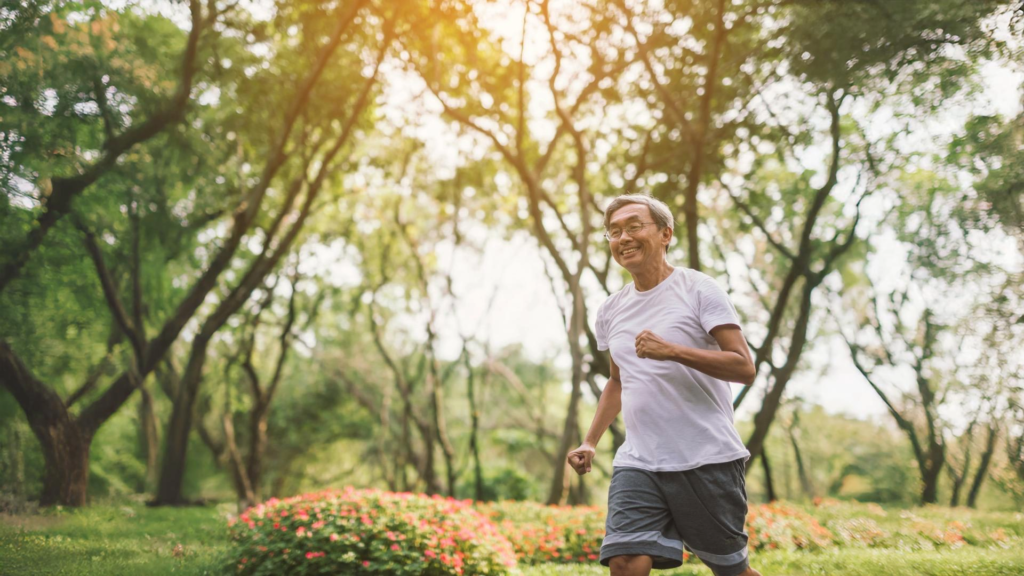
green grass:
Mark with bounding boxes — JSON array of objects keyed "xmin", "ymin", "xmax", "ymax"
[
  {"xmin": 522, "ymin": 548, "xmax": 1024, "ymax": 575},
  {"xmin": 1, "ymin": 502, "xmax": 1023, "ymax": 575},
  {"xmin": 0, "ymin": 502, "xmax": 230, "ymax": 575}
]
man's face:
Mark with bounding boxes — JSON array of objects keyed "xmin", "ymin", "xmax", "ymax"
[{"xmin": 607, "ymin": 204, "xmax": 671, "ymax": 272}]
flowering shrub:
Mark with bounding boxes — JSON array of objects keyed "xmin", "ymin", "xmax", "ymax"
[
  {"xmin": 831, "ymin": 517, "xmax": 891, "ymax": 547},
  {"xmin": 746, "ymin": 502, "xmax": 834, "ymax": 552},
  {"xmin": 227, "ymin": 488, "xmax": 517, "ymax": 575},
  {"xmin": 478, "ymin": 500, "xmax": 605, "ymax": 564},
  {"xmin": 812, "ymin": 501, "xmax": 1021, "ymax": 551}
]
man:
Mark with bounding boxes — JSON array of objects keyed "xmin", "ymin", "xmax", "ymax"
[{"xmin": 568, "ymin": 194, "xmax": 762, "ymax": 576}]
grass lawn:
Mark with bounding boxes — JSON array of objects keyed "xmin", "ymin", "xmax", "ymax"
[
  {"xmin": 522, "ymin": 548, "xmax": 1024, "ymax": 576},
  {"xmin": 0, "ymin": 503, "xmax": 229, "ymax": 575},
  {"xmin": 2, "ymin": 502, "xmax": 1023, "ymax": 575}
]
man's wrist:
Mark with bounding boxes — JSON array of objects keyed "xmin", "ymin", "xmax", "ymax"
[{"xmin": 669, "ymin": 343, "xmax": 691, "ymax": 364}]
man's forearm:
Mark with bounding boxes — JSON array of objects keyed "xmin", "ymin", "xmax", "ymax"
[
  {"xmin": 584, "ymin": 377, "xmax": 622, "ymax": 446},
  {"xmin": 669, "ymin": 345, "xmax": 755, "ymax": 385}
]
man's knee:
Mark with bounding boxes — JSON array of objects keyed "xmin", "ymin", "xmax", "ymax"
[{"xmin": 608, "ymin": 554, "xmax": 653, "ymax": 576}]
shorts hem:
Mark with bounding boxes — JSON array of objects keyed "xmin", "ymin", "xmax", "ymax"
[
  {"xmin": 706, "ymin": 558, "xmax": 750, "ymax": 576},
  {"xmin": 599, "ymin": 542, "xmax": 683, "ymax": 570}
]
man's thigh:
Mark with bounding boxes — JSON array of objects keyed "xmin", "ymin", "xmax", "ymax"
[
  {"xmin": 600, "ymin": 467, "xmax": 685, "ymax": 570},
  {"xmin": 660, "ymin": 459, "xmax": 751, "ymax": 576}
]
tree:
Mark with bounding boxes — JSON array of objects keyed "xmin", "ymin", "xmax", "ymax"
[
  {"xmin": 834, "ymin": 166, "xmax": 1016, "ymax": 504},
  {"xmin": 153, "ymin": 1, "xmax": 392, "ymax": 505},
  {"xmin": 722, "ymin": 0, "xmax": 1007, "ymax": 469},
  {"xmin": 0, "ymin": 0, "xmax": 217, "ymax": 506},
  {"xmin": 0, "ymin": 0, "xmax": 207, "ymax": 293}
]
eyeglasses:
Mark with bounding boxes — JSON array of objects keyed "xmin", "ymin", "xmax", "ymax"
[{"xmin": 604, "ymin": 222, "xmax": 655, "ymax": 241}]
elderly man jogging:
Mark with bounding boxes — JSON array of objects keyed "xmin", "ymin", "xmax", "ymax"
[{"xmin": 568, "ymin": 194, "xmax": 762, "ymax": 576}]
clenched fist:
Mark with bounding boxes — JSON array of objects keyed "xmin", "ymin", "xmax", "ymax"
[
  {"xmin": 567, "ymin": 443, "xmax": 596, "ymax": 475},
  {"xmin": 635, "ymin": 330, "xmax": 677, "ymax": 361}
]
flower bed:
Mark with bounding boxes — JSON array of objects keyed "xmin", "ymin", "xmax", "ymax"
[
  {"xmin": 746, "ymin": 502, "xmax": 835, "ymax": 552},
  {"xmin": 227, "ymin": 488, "xmax": 517, "ymax": 575},
  {"xmin": 478, "ymin": 500, "xmax": 605, "ymax": 564},
  {"xmin": 228, "ymin": 489, "xmax": 1022, "ymax": 574}
]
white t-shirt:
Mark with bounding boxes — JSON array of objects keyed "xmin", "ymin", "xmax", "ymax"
[{"xmin": 595, "ymin": 267, "xmax": 751, "ymax": 471}]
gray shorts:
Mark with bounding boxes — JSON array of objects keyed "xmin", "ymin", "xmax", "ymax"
[{"xmin": 600, "ymin": 459, "xmax": 750, "ymax": 576}]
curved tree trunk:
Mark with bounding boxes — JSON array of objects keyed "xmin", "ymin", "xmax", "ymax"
[
  {"xmin": 787, "ymin": 416, "xmax": 815, "ymax": 498},
  {"xmin": 967, "ymin": 424, "xmax": 998, "ymax": 508},
  {"xmin": 1, "ymin": 341, "xmax": 92, "ymax": 506}
]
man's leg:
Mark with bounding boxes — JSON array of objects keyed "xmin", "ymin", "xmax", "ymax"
[
  {"xmin": 600, "ymin": 468, "xmax": 685, "ymax": 571},
  {"xmin": 608, "ymin": 554, "xmax": 653, "ymax": 576},
  {"xmin": 662, "ymin": 459, "xmax": 757, "ymax": 576}
]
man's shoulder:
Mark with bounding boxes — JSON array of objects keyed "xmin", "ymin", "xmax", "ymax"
[
  {"xmin": 675, "ymin": 267, "xmax": 715, "ymax": 286},
  {"xmin": 597, "ymin": 283, "xmax": 634, "ymax": 318}
]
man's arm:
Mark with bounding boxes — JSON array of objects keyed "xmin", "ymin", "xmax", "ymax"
[
  {"xmin": 635, "ymin": 325, "xmax": 756, "ymax": 385},
  {"xmin": 567, "ymin": 355, "xmax": 622, "ymax": 475}
]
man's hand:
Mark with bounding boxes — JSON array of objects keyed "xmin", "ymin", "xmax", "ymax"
[
  {"xmin": 567, "ymin": 443, "xmax": 596, "ymax": 475},
  {"xmin": 635, "ymin": 330, "xmax": 677, "ymax": 361}
]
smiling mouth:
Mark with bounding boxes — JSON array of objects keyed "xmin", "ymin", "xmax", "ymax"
[{"xmin": 621, "ymin": 247, "xmax": 641, "ymax": 256}]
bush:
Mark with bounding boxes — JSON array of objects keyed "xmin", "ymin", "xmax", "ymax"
[
  {"xmin": 746, "ymin": 502, "xmax": 834, "ymax": 552},
  {"xmin": 479, "ymin": 500, "xmax": 605, "ymax": 564},
  {"xmin": 227, "ymin": 488, "xmax": 517, "ymax": 575}
]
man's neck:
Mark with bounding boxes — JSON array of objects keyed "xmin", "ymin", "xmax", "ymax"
[{"xmin": 632, "ymin": 261, "xmax": 675, "ymax": 292}]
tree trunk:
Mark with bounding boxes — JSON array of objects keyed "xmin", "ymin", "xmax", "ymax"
[
  {"xmin": 466, "ymin": 355, "xmax": 485, "ymax": 502},
  {"xmin": 920, "ymin": 442, "xmax": 944, "ymax": 505},
  {"xmin": 967, "ymin": 424, "xmax": 998, "ymax": 508},
  {"xmin": 546, "ymin": 368, "xmax": 583, "ymax": 505},
  {"xmin": 761, "ymin": 449, "xmax": 777, "ymax": 503},
  {"xmin": 155, "ymin": 340, "xmax": 209, "ymax": 505},
  {"xmin": 224, "ymin": 412, "xmax": 256, "ymax": 508},
  {"xmin": 788, "ymin": 423, "xmax": 815, "ymax": 498},
  {"xmin": 138, "ymin": 387, "xmax": 160, "ymax": 492},
  {"xmin": 38, "ymin": 418, "xmax": 91, "ymax": 507},
  {"xmin": 1, "ymin": 341, "xmax": 91, "ymax": 506},
  {"xmin": 948, "ymin": 466, "xmax": 964, "ymax": 507},
  {"xmin": 428, "ymin": 358, "xmax": 457, "ymax": 497},
  {"xmin": 246, "ymin": 404, "xmax": 269, "ymax": 504},
  {"xmin": 745, "ymin": 282, "xmax": 815, "ymax": 461},
  {"xmin": 7, "ymin": 423, "xmax": 26, "ymax": 498}
]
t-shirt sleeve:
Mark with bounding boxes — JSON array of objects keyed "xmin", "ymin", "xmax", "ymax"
[
  {"xmin": 595, "ymin": 303, "xmax": 610, "ymax": 351},
  {"xmin": 697, "ymin": 277, "xmax": 742, "ymax": 335}
]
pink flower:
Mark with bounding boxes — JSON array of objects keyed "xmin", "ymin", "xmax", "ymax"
[
  {"xmin": 425, "ymin": 550, "xmax": 437, "ymax": 559},
  {"xmin": 390, "ymin": 544, "xmax": 400, "ymax": 551},
  {"xmin": 329, "ymin": 533, "xmax": 339, "ymax": 542},
  {"xmin": 362, "ymin": 560, "xmax": 370, "ymax": 567}
]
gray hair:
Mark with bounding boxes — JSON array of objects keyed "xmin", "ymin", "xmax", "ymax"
[{"xmin": 603, "ymin": 193, "xmax": 675, "ymax": 232}]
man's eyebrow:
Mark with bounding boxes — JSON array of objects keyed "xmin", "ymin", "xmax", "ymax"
[{"xmin": 609, "ymin": 216, "xmax": 642, "ymax": 227}]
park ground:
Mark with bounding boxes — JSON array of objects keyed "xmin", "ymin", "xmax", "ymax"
[{"xmin": 1, "ymin": 501, "xmax": 1023, "ymax": 575}]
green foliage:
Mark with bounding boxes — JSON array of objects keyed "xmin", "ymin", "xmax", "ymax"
[
  {"xmin": 459, "ymin": 466, "xmax": 542, "ymax": 502},
  {"xmin": 227, "ymin": 488, "xmax": 518, "ymax": 575}
]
